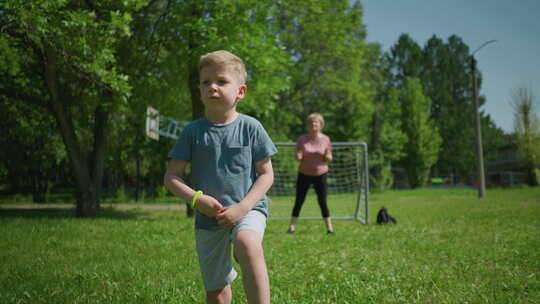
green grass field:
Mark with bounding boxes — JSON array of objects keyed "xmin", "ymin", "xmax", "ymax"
[
  {"xmin": 269, "ymin": 192, "xmax": 366, "ymax": 221},
  {"xmin": 1, "ymin": 188, "xmax": 539, "ymax": 303}
]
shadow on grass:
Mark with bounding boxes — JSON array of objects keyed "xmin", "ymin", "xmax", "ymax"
[{"xmin": 0, "ymin": 207, "xmax": 153, "ymax": 220}]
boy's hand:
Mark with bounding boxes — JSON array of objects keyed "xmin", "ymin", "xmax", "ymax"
[
  {"xmin": 196, "ymin": 194, "xmax": 224, "ymax": 217},
  {"xmin": 215, "ymin": 204, "xmax": 249, "ymax": 230}
]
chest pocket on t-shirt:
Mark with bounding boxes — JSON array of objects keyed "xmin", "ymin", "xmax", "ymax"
[{"xmin": 221, "ymin": 146, "xmax": 251, "ymax": 175}]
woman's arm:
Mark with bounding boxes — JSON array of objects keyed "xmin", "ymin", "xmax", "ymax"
[
  {"xmin": 296, "ymin": 137, "xmax": 303, "ymax": 161},
  {"xmin": 296, "ymin": 149, "xmax": 303, "ymax": 161},
  {"xmin": 324, "ymin": 148, "xmax": 333, "ymax": 162}
]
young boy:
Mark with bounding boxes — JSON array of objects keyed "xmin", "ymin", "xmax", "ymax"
[{"xmin": 164, "ymin": 50, "xmax": 277, "ymax": 304}]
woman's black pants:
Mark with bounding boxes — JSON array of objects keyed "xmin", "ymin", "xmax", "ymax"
[{"xmin": 291, "ymin": 172, "xmax": 330, "ymax": 218}]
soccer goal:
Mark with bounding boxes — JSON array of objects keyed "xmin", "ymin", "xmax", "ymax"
[{"xmin": 268, "ymin": 142, "xmax": 369, "ymax": 224}]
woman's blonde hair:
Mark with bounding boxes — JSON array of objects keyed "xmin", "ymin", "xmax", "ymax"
[
  {"xmin": 306, "ymin": 113, "xmax": 325, "ymax": 129},
  {"xmin": 199, "ymin": 50, "xmax": 247, "ymax": 84}
]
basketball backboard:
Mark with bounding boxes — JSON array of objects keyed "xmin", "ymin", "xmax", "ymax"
[{"xmin": 146, "ymin": 106, "xmax": 160, "ymax": 140}]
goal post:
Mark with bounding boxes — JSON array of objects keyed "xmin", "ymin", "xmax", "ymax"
[{"xmin": 268, "ymin": 142, "xmax": 369, "ymax": 224}]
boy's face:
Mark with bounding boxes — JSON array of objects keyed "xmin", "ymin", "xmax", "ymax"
[{"xmin": 199, "ymin": 63, "xmax": 247, "ymax": 115}]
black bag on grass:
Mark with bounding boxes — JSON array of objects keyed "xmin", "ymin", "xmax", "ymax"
[{"xmin": 376, "ymin": 207, "xmax": 397, "ymax": 224}]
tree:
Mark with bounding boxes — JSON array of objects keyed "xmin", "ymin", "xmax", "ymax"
[
  {"xmin": 370, "ymin": 87, "xmax": 407, "ymax": 190},
  {"xmin": 0, "ymin": 101, "xmax": 64, "ymax": 202},
  {"xmin": 366, "ymin": 45, "xmax": 406, "ymax": 190},
  {"xmin": 168, "ymin": 0, "xmax": 292, "ymax": 132},
  {"xmin": 421, "ymin": 35, "xmax": 476, "ymax": 180},
  {"xmin": 399, "ymin": 78, "xmax": 442, "ymax": 188},
  {"xmin": 388, "ymin": 34, "xmax": 424, "ymax": 88},
  {"xmin": 511, "ymin": 87, "xmax": 540, "ymax": 186},
  {"xmin": 481, "ymin": 113, "xmax": 507, "ymax": 167},
  {"xmin": 275, "ymin": 0, "xmax": 373, "ymax": 141},
  {"xmin": 389, "ymin": 34, "xmax": 503, "ymax": 184},
  {"xmin": 1, "ymin": 0, "xmax": 296, "ymax": 216},
  {"xmin": 1, "ymin": 0, "xmax": 143, "ymax": 216}
]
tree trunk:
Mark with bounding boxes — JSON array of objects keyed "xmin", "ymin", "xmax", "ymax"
[
  {"xmin": 31, "ymin": 171, "xmax": 48, "ymax": 204},
  {"xmin": 189, "ymin": 61, "xmax": 204, "ymax": 120},
  {"xmin": 42, "ymin": 43, "xmax": 111, "ymax": 217},
  {"xmin": 369, "ymin": 107, "xmax": 381, "ymax": 150},
  {"xmin": 89, "ymin": 97, "xmax": 111, "ymax": 210},
  {"xmin": 75, "ymin": 186, "xmax": 99, "ymax": 217},
  {"xmin": 135, "ymin": 153, "xmax": 141, "ymax": 202},
  {"xmin": 526, "ymin": 166, "xmax": 539, "ymax": 186},
  {"xmin": 184, "ymin": 0, "xmax": 204, "ymax": 218}
]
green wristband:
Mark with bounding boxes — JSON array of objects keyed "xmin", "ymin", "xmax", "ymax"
[{"xmin": 191, "ymin": 190, "xmax": 203, "ymax": 209}]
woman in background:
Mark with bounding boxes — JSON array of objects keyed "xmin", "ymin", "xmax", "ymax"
[{"xmin": 287, "ymin": 113, "xmax": 334, "ymax": 234}]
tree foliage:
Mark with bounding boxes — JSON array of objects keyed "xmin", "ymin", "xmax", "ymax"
[
  {"xmin": 275, "ymin": 0, "xmax": 373, "ymax": 141},
  {"xmin": 388, "ymin": 33, "xmax": 506, "ymax": 184},
  {"xmin": 511, "ymin": 87, "xmax": 540, "ymax": 185},
  {"xmin": 1, "ymin": 0, "xmax": 516, "ymax": 206},
  {"xmin": 0, "ymin": 101, "xmax": 65, "ymax": 202},
  {"xmin": 367, "ymin": 44, "xmax": 406, "ymax": 191},
  {"xmin": 388, "ymin": 34, "xmax": 424, "ymax": 86},
  {"xmin": 1, "ymin": 0, "xmax": 144, "ymax": 216},
  {"xmin": 398, "ymin": 78, "xmax": 442, "ymax": 188},
  {"xmin": 1, "ymin": 0, "xmax": 369, "ymax": 209},
  {"xmin": 421, "ymin": 35, "xmax": 476, "ymax": 178}
]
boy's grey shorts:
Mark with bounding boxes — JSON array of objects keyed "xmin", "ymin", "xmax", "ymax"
[{"xmin": 195, "ymin": 210, "xmax": 267, "ymax": 291}]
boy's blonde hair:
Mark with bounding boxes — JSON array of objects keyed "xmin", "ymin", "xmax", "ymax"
[
  {"xmin": 199, "ymin": 50, "xmax": 247, "ymax": 84},
  {"xmin": 306, "ymin": 113, "xmax": 325, "ymax": 129}
]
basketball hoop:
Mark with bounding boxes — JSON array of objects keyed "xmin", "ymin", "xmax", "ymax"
[{"xmin": 146, "ymin": 107, "xmax": 160, "ymax": 140}]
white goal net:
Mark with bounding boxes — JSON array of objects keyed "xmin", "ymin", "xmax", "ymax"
[{"xmin": 268, "ymin": 142, "xmax": 369, "ymax": 224}]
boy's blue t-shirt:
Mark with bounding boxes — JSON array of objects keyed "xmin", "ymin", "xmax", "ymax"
[{"xmin": 168, "ymin": 114, "xmax": 278, "ymax": 229}]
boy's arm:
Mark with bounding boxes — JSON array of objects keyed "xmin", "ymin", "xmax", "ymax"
[
  {"xmin": 215, "ymin": 157, "xmax": 274, "ymax": 229},
  {"xmin": 164, "ymin": 159, "xmax": 223, "ymax": 217}
]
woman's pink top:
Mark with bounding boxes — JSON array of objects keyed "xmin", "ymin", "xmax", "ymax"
[{"xmin": 296, "ymin": 134, "xmax": 332, "ymax": 176}]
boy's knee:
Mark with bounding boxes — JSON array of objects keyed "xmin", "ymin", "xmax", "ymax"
[
  {"xmin": 234, "ymin": 230, "xmax": 263, "ymax": 261},
  {"xmin": 206, "ymin": 286, "xmax": 231, "ymax": 303}
]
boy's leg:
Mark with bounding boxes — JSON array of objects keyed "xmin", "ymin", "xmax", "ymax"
[
  {"xmin": 235, "ymin": 230, "xmax": 269, "ymax": 304},
  {"xmin": 233, "ymin": 211, "xmax": 269, "ymax": 304},
  {"xmin": 196, "ymin": 229, "xmax": 238, "ymax": 304},
  {"xmin": 206, "ymin": 286, "xmax": 232, "ymax": 304}
]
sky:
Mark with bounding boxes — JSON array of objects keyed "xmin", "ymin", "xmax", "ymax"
[{"xmin": 362, "ymin": 0, "xmax": 540, "ymax": 133}]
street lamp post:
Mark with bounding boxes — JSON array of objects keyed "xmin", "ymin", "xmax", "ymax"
[{"xmin": 470, "ymin": 39, "xmax": 496, "ymax": 198}]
